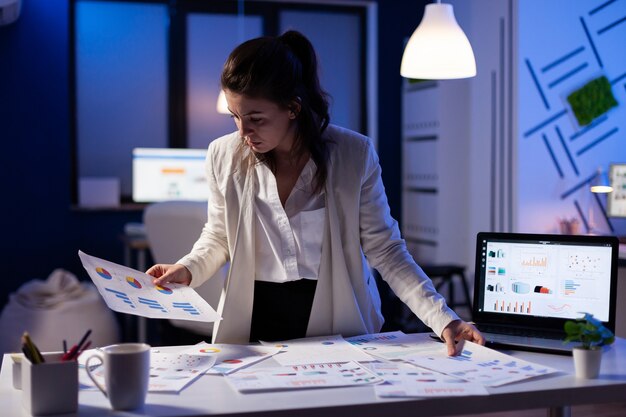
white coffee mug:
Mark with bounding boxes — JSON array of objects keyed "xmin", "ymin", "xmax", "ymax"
[{"xmin": 85, "ymin": 343, "xmax": 150, "ymax": 410}]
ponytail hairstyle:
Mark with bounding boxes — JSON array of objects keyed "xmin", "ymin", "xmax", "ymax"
[{"xmin": 220, "ymin": 30, "xmax": 331, "ymax": 194}]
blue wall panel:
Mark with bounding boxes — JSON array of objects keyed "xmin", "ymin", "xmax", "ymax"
[{"xmin": 518, "ymin": 0, "xmax": 626, "ymax": 235}]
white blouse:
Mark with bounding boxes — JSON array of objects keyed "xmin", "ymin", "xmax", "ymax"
[{"xmin": 254, "ymin": 158, "xmax": 325, "ymax": 282}]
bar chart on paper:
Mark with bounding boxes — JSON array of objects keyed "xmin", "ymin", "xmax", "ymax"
[{"xmin": 78, "ymin": 250, "xmax": 221, "ymax": 322}]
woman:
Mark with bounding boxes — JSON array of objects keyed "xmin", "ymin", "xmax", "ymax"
[{"xmin": 148, "ymin": 30, "xmax": 483, "ymax": 354}]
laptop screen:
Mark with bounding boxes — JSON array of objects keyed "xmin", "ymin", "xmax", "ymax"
[{"xmin": 473, "ymin": 232, "xmax": 618, "ymax": 331}]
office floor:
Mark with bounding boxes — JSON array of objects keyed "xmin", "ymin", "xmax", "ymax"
[{"xmin": 459, "ymin": 402, "xmax": 626, "ymax": 416}]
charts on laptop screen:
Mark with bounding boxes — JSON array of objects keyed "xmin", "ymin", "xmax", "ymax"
[
  {"xmin": 132, "ymin": 148, "xmax": 208, "ymax": 203},
  {"xmin": 475, "ymin": 233, "xmax": 617, "ymax": 326}
]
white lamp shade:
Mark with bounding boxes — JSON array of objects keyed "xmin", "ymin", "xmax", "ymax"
[
  {"xmin": 590, "ymin": 168, "xmax": 613, "ymax": 193},
  {"xmin": 400, "ymin": 3, "xmax": 476, "ymax": 80},
  {"xmin": 216, "ymin": 90, "xmax": 230, "ymax": 114},
  {"xmin": 590, "ymin": 185, "xmax": 613, "ymax": 193}
]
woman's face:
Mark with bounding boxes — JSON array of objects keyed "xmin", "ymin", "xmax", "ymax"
[{"xmin": 225, "ymin": 90, "xmax": 297, "ymax": 154}]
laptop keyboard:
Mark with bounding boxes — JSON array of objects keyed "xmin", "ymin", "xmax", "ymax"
[{"xmin": 478, "ymin": 324, "xmax": 564, "ymax": 340}]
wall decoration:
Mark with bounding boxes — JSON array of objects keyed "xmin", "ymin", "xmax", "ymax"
[
  {"xmin": 518, "ymin": 0, "xmax": 626, "ymax": 235},
  {"xmin": 566, "ymin": 76, "xmax": 618, "ymax": 126}
]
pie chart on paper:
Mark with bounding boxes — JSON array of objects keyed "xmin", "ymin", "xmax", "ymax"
[
  {"xmin": 95, "ymin": 267, "xmax": 112, "ymax": 280},
  {"xmin": 199, "ymin": 347, "xmax": 221, "ymax": 354},
  {"xmin": 126, "ymin": 276, "xmax": 142, "ymax": 289},
  {"xmin": 156, "ymin": 285, "xmax": 173, "ymax": 295}
]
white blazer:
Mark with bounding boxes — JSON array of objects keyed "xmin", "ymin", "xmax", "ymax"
[{"xmin": 178, "ymin": 125, "xmax": 459, "ymax": 343}]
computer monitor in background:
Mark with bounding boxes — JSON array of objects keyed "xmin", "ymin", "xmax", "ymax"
[
  {"xmin": 607, "ymin": 163, "xmax": 626, "ymax": 218},
  {"xmin": 132, "ymin": 148, "xmax": 208, "ymax": 203}
]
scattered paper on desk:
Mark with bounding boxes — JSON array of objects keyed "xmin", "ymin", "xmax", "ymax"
[
  {"xmin": 404, "ymin": 340, "xmax": 558, "ymax": 387},
  {"xmin": 78, "ymin": 250, "xmax": 221, "ymax": 322},
  {"xmin": 225, "ymin": 361, "xmax": 383, "ymax": 392},
  {"xmin": 79, "ymin": 348, "xmax": 216, "ymax": 393},
  {"xmin": 346, "ymin": 331, "xmax": 443, "ymax": 360},
  {"xmin": 182, "ymin": 343, "xmax": 282, "ymax": 374},
  {"xmin": 146, "ymin": 351, "xmax": 216, "ymax": 392},
  {"xmin": 261, "ymin": 334, "xmax": 373, "ymax": 366},
  {"xmin": 364, "ymin": 361, "xmax": 489, "ymax": 397}
]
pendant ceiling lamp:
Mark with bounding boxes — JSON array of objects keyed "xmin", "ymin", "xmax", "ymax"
[
  {"xmin": 400, "ymin": 1, "xmax": 476, "ymax": 80},
  {"xmin": 217, "ymin": 0, "xmax": 245, "ymax": 114}
]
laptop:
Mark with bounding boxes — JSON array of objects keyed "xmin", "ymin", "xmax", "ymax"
[{"xmin": 472, "ymin": 232, "xmax": 618, "ymax": 355}]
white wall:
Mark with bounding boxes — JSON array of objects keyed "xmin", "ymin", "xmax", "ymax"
[{"xmin": 465, "ymin": 0, "xmax": 515, "ymax": 270}]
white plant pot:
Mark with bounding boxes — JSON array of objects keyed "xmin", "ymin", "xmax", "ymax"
[{"xmin": 572, "ymin": 346, "xmax": 603, "ymax": 379}]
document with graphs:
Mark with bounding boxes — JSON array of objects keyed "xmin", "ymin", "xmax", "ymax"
[{"xmin": 78, "ymin": 250, "xmax": 221, "ymax": 322}]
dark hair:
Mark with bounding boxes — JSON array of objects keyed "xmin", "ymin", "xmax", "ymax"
[{"xmin": 221, "ymin": 30, "xmax": 331, "ymax": 194}]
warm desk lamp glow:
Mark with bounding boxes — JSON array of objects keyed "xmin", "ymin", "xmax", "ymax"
[
  {"xmin": 400, "ymin": 1, "xmax": 476, "ymax": 79},
  {"xmin": 590, "ymin": 167, "xmax": 613, "ymax": 194},
  {"xmin": 586, "ymin": 167, "xmax": 613, "ymax": 235}
]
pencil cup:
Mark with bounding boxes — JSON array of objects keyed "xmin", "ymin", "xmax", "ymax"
[
  {"xmin": 21, "ymin": 352, "xmax": 78, "ymax": 416},
  {"xmin": 85, "ymin": 343, "xmax": 150, "ymax": 411}
]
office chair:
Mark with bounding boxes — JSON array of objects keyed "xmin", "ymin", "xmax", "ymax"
[{"xmin": 143, "ymin": 201, "xmax": 227, "ymax": 343}]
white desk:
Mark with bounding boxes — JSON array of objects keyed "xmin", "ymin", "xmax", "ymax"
[{"xmin": 2, "ymin": 334, "xmax": 626, "ymax": 417}]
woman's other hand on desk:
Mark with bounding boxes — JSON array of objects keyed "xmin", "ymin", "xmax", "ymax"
[
  {"xmin": 441, "ymin": 320, "xmax": 485, "ymax": 356},
  {"xmin": 147, "ymin": 264, "xmax": 192, "ymax": 286}
]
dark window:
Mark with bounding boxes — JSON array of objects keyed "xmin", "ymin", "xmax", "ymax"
[{"xmin": 71, "ymin": 0, "xmax": 370, "ymax": 205}]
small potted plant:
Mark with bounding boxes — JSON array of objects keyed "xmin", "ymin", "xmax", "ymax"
[{"xmin": 564, "ymin": 312, "xmax": 615, "ymax": 379}]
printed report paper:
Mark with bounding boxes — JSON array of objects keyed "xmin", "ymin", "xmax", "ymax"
[
  {"xmin": 225, "ymin": 361, "xmax": 383, "ymax": 392},
  {"xmin": 146, "ymin": 351, "xmax": 216, "ymax": 392},
  {"xmin": 364, "ymin": 361, "xmax": 489, "ymax": 398},
  {"xmin": 78, "ymin": 250, "xmax": 221, "ymax": 322},
  {"xmin": 346, "ymin": 331, "xmax": 443, "ymax": 360},
  {"xmin": 404, "ymin": 340, "xmax": 559, "ymax": 387},
  {"xmin": 182, "ymin": 343, "xmax": 282, "ymax": 374},
  {"xmin": 79, "ymin": 348, "xmax": 216, "ymax": 393},
  {"xmin": 261, "ymin": 334, "xmax": 373, "ymax": 366}
]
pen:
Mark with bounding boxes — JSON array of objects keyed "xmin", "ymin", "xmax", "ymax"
[
  {"xmin": 62, "ymin": 344, "xmax": 79, "ymax": 361},
  {"xmin": 76, "ymin": 329, "xmax": 92, "ymax": 352},
  {"xmin": 22, "ymin": 345, "xmax": 34, "ymax": 363},
  {"xmin": 62, "ymin": 329, "xmax": 93, "ymax": 361},
  {"xmin": 22, "ymin": 332, "xmax": 44, "ymax": 364},
  {"xmin": 76, "ymin": 341, "xmax": 92, "ymax": 359}
]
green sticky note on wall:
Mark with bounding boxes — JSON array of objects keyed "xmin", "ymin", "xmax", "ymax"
[{"xmin": 567, "ymin": 76, "xmax": 618, "ymax": 126}]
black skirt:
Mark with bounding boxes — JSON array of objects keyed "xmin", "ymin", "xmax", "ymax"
[{"xmin": 249, "ymin": 279, "xmax": 317, "ymax": 343}]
